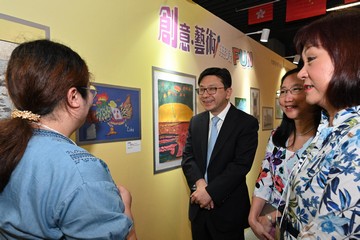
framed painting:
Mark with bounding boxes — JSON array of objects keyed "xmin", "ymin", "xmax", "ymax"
[
  {"xmin": 0, "ymin": 13, "xmax": 50, "ymax": 41},
  {"xmin": 0, "ymin": 40, "xmax": 18, "ymax": 120},
  {"xmin": 1, "ymin": 13, "xmax": 50, "ymax": 120},
  {"xmin": 152, "ymin": 67, "xmax": 196, "ymax": 174},
  {"xmin": 235, "ymin": 97, "xmax": 247, "ymax": 112},
  {"xmin": 275, "ymin": 97, "xmax": 283, "ymax": 119},
  {"xmin": 250, "ymin": 88, "xmax": 260, "ymax": 122},
  {"xmin": 262, "ymin": 107, "xmax": 274, "ymax": 130},
  {"xmin": 76, "ymin": 83, "xmax": 141, "ymax": 145}
]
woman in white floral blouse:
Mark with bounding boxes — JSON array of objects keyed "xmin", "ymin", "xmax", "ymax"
[
  {"xmin": 249, "ymin": 68, "xmax": 321, "ymax": 240},
  {"xmin": 282, "ymin": 9, "xmax": 360, "ymax": 239}
]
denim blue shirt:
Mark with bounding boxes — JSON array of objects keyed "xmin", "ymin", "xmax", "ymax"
[{"xmin": 0, "ymin": 129, "xmax": 132, "ymax": 239}]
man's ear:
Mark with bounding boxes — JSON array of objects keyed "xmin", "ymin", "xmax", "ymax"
[
  {"xmin": 226, "ymin": 87, "xmax": 232, "ymax": 100},
  {"xmin": 67, "ymin": 87, "xmax": 81, "ymax": 108}
]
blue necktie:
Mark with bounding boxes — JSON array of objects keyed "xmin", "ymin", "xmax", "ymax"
[{"xmin": 205, "ymin": 116, "xmax": 220, "ymax": 182}]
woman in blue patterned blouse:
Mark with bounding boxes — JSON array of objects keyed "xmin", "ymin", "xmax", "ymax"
[{"xmin": 282, "ymin": 9, "xmax": 360, "ymax": 239}]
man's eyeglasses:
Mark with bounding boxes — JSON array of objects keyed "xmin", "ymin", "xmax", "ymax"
[
  {"xmin": 82, "ymin": 84, "xmax": 98, "ymax": 98},
  {"xmin": 196, "ymin": 87, "xmax": 225, "ymax": 95},
  {"xmin": 276, "ymin": 86, "xmax": 303, "ymax": 98}
]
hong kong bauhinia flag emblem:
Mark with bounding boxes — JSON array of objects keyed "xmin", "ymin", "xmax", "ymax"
[{"xmin": 248, "ymin": 3, "xmax": 273, "ymax": 25}]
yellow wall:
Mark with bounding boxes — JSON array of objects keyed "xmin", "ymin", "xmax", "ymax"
[{"xmin": 0, "ymin": 0, "xmax": 294, "ymax": 239}]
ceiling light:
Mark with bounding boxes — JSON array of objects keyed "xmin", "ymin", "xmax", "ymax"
[
  {"xmin": 293, "ymin": 54, "xmax": 301, "ymax": 64},
  {"xmin": 245, "ymin": 28, "xmax": 270, "ymax": 42},
  {"xmin": 284, "ymin": 54, "xmax": 301, "ymax": 64},
  {"xmin": 327, "ymin": 2, "xmax": 360, "ymax": 11}
]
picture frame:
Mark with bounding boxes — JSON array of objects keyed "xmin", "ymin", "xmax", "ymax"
[
  {"xmin": 262, "ymin": 107, "xmax": 274, "ymax": 130},
  {"xmin": 235, "ymin": 97, "xmax": 247, "ymax": 112},
  {"xmin": 0, "ymin": 13, "xmax": 51, "ymax": 40},
  {"xmin": 1, "ymin": 13, "xmax": 50, "ymax": 120},
  {"xmin": 250, "ymin": 88, "xmax": 260, "ymax": 122},
  {"xmin": 0, "ymin": 40, "xmax": 17, "ymax": 120},
  {"xmin": 152, "ymin": 66, "xmax": 196, "ymax": 174},
  {"xmin": 275, "ymin": 97, "xmax": 283, "ymax": 119},
  {"xmin": 76, "ymin": 83, "xmax": 141, "ymax": 145}
]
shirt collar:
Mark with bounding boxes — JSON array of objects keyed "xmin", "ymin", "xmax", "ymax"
[{"xmin": 209, "ymin": 102, "xmax": 231, "ymax": 122}]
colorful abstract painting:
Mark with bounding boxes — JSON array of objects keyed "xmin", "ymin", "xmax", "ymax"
[{"xmin": 77, "ymin": 83, "xmax": 141, "ymax": 145}]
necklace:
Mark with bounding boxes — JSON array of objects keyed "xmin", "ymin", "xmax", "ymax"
[
  {"xmin": 296, "ymin": 126, "xmax": 315, "ymax": 136},
  {"xmin": 34, "ymin": 122, "xmax": 77, "ymax": 145}
]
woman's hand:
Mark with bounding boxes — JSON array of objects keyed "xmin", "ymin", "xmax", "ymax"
[
  {"xmin": 117, "ymin": 185, "xmax": 138, "ymax": 240},
  {"xmin": 249, "ymin": 215, "xmax": 275, "ymax": 240},
  {"xmin": 118, "ymin": 185, "xmax": 132, "ymax": 209}
]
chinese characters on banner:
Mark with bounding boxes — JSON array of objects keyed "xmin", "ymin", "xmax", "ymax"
[
  {"xmin": 158, "ymin": 6, "xmax": 219, "ymax": 56},
  {"xmin": 158, "ymin": 6, "xmax": 253, "ymax": 68},
  {"xmin": 158, "ymin": 5, "xmax": 179, "ymax": 48}
]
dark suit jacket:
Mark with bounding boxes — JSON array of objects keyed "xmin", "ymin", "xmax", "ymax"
[{"xmin": 182, "ymin": 104, "xmax": 259, "ymax": 231}]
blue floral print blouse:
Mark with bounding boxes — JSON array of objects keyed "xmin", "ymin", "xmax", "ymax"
[{"xmin": 283, "ymin": 106, "xmax": 360, "ymax": 239}]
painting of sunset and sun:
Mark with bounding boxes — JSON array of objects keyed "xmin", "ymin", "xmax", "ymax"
[{"xmin": 153, "ymin": 67, "xmax": 196, "ymax": 173}]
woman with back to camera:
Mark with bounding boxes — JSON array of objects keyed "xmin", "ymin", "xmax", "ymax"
[
  {"xmin": 248, "ymin": 68, "xmax": 321, "ymax": 240},
  {"xmin": 0, "ymin": 39, "xmax": 137, "ymax": 239},
  {"xmin": 281, "ymin": 9, "xmax": 360, "ymax": 239}
]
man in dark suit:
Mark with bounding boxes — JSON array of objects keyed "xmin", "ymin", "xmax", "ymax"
[{"xmin": 182, "ymin": 67, "xmax": 258, "ymax": 240}]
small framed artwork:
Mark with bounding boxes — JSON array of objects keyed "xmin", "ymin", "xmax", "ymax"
[
  {"xmin": 250, "ymin": 88, "xmax": 260, "ymax": 122},
  {"xmin": 262, "ymin": 107, "xmax": 274, "ymax": 130},
  {"xmin": 76, "ymin": 83, "xmax": 141, "ymax": 145},
  {"xmin": 152, "ymin": 66, "xmax": 196, "ymax": 174},
  {"xmin": 0, "ymin": 40, "xmax": 18, "ymax": 120},
  {"xmin": 275, "ymin": 97, "xmax": 283, "ymax": 119},
  {"xmin": 235, "ymin": 97, "xmax": 247, "ymax": 112},
  {"xmin": 1, "ymin": 13, "xmax": 51, "ymax": 120}
]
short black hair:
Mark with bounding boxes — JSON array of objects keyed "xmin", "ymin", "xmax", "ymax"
[{"xmin": 198, "ymin": 67, "xmax": 232, "ymax": 88}]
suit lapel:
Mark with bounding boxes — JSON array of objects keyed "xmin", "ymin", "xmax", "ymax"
[{"xmin": 200, "ymin": 113, "xmax": 210, "ymax": 167}]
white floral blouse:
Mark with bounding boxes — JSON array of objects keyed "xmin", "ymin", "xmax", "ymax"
[
  {"xmin": 283, "ymin": 106, "xmax": 360, "ymax": 239},
  {"xmin": 253, "ymin": 130, "xmax": 313, "ymax": 208}
]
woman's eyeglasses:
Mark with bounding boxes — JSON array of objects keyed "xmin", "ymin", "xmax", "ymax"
[
  {"xmin": 276, "ymin": 86, "xmax": 303, "ymax": 98},
  {"xmin": 82, "ymin": 84, "xmax": 98, "ymax": 98}
]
